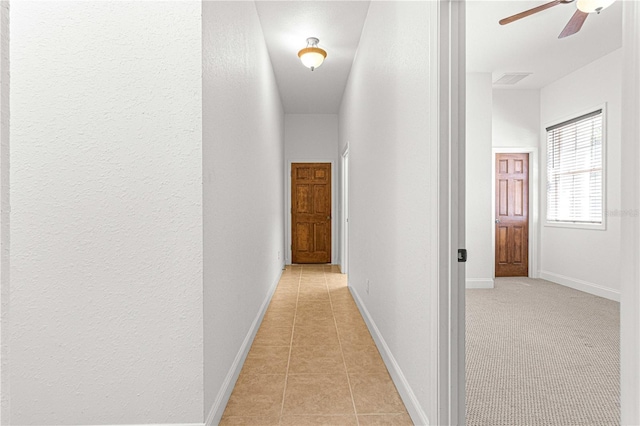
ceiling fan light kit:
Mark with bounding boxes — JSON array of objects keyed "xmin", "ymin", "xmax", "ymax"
[
  {"xmin": 577, "ymin": 0, "xmax": 615, "ymax": 13},
  {"xmin": 298, "ymin": 37, "xmax": 327, "ymax": 71},
  {"xmin": 499, "ymin": 0, "xmax": 616, "ymax": 39}
]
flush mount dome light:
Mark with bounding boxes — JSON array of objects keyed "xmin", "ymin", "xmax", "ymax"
[
  {"xmin": 577, "ymin": 0, "xmax": 616, "ymax": 13},
  {"xmin": 298, "ymin": 37, "xmax": 327, "ymax": 71}
]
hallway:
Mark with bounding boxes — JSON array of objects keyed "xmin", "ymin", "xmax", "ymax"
[{"xmin": 221, "ymin": 265, "xmax": 412, "ymax": 425}]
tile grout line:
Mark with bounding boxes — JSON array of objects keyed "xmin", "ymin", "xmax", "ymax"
[
  {"xmin": 278, "ymin": 265, "xmax": 302, "ymax": 425},
  {"xmin": 326, "ymin": 266, "xmax": 361, "ymax": 425}
]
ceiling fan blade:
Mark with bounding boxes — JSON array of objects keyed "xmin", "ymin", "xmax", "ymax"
[
  {"xmin": 558, "ymin": 9, "xmax": 589, "ymax": 38},
  {"xmin": 499, "ymin": 0, "xmax": 562, "ymax": 25}
]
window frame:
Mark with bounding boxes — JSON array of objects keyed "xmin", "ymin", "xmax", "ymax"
[{"xmin": 544, "ymin": 104, "xmax": 607, "ymax": 231}]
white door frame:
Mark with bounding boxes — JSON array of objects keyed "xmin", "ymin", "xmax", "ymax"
[
  {"xmin": 340, "ymin": 145, "xmax": 349, "ymax": 275},
  {"xmin": 620, "ymin": 1, "xmax": 640, "ymax": 424},
  {"xmin": 435, "ymin": 0, "xmax": 465, "ymax": 424},
  {"xmin": 0, "ymin": 3, "xmax": 8, "ymax": 423},
  {"xmin": 491, "ymin": 147, "xmax": 539, "ymax": 279}
]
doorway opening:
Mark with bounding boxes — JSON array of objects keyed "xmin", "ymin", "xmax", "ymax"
[
  {"xmin": 492, "ymin": 147, "xmax": 539, "ymax": 279},
  {"xmin": 494, "ymin": 152, "xmax": 532, "ymax": 277},
  {"xmin": 290, "ymin": 162, "xmax": 332, "ymax": 264},
  {"xmin": 465, "ymin": 1, "xmax": 627, "ymax": 422}
]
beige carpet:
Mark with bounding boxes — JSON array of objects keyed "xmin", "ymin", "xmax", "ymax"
[{"xmin": 466, "ymin": 277, "xmax": 620, "ymax": 426}]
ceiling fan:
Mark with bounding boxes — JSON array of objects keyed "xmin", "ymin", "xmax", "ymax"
[{"xmin": 499, "ymin": 0, "xmax": 616, "ymax": 39}]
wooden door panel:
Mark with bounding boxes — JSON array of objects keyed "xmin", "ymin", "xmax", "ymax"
[
  {"xmin": 296, "ymin": 222, "xmax": 311, "ymax": 252},
  {"xmin": 296, "ymin": 185, "xmax": 311, "ymax": 213},
  {"xmin": 512, "ymin": 226, "xmax": 524, "ymax": 263},
  {"xmin": 514, "ymin": 179, "xmax": 524, "ymax": 216},
  {"xmin": 499, "ymin": 180, "xmax": 509, "ymax": 216},
  {"xmin": 313, "ymin": 185, "xmax": 328, "ymax": 214},
  {"xmin": 514, "ymin": 159, "xmax": 522, "ymax": 173},
  {"xmin": 498, "ymin": 159, "xmax": 508, "ymax": 173},
  {"xmin": 314, "ymin": 222, "xmax": 328, "ymax": 252},
  {"xmin": 497, "ymin": 226, "xmax": 508, "ymax": 263},
  {"xmin": 495, "ymin": 153, "xmax": 529, "ymax": 277},
  {"xmin": 314, "ymin": 168, "xmax": 328, "ymax": 181},
  {"xmin": 292, "ymin": 163, "xmax": 331, "ymax": 264},
  {"xmin": 296, "ymin": 167, "xmax": 311, "ymax": 180}
]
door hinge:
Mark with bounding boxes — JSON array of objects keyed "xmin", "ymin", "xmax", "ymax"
[{"xmin": 457, "ymin": 249, "xmax": 467, "ymax": 263}]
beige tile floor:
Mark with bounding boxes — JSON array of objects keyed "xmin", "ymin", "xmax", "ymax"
[{"xmin": 221, "ymin": 264, "xmax": 413, "ymax": 426}]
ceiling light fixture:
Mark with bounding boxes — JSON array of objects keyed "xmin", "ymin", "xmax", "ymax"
[
  {"xmin": 298, "ymin": 37, "xmax": 327, "ymax": 71},
  {"xmin": 576, "ymin": 0, "xmax": 616, "ymax": 14}
]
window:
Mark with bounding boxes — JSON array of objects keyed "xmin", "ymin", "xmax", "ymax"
[{"xmin": 546, "ymin": 108, "xmax": 604, "ymax": 228}]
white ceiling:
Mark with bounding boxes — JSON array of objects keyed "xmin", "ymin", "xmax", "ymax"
[
  {"xmin": 467, "ymin": 0, "xmax": 623, "ymax": 89},
  {"xmin": 255, "ymin": 1, "xmax": 370, "ymax": 114},
  {"xmin": 255, "ymin": 0, "xmax": 623, "ymax": 114}
]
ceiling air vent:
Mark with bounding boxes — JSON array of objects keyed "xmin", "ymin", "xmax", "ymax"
[{"xmin": 493, "ymin": 73, "xmax": 532, "ymax": 85}]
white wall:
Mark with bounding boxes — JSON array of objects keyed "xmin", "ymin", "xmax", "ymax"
[
  {"xmin": 202, "ymin": 2, "xmax": 285, "ymax": 423},
  {"xmin": 466, "ymin": 73, "xmax": 494, "ymax": 288},
  {"xmin": 10, "ymin": 2, "xmax": 203, "ymax": 424},
  {"xmin": 540, "ymin": 48, "xmax": 622, "ymax": 300},
  {"xmin": 493, "ymin": 90, "xmax": 540, "ymax": 149},
  {"xmin": 285, "ymin": 114, "xmax": 338, "ymax": 264},
  {"xmin": 339, "ymin": 2, "xmax": 437, "ymax": 423},
  {"xmin": 285, "ymin": 114, "xmax": 338, "ymax": 161}
]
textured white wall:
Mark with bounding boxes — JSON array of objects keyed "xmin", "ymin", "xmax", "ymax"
[
  {"xmin": 493, "ymin": 90, "xmax": 540, "ymax": 149},
  {"xmin": 339, "ymin": 2, "xmax": 437, "ymax": 422},
  {"xmin": 284, "ymin": 114, "xmax": 338, "ymax": 264},
  {"xmin": 202, "ymin": 1, "xmax": 285, "ymax": 422},
  {"xmin": 540, "ymin": 48, "xmax": 622, "ymax": 299},
  {"xmin": 466, "ymin": 73, "xmax": 494, "ymax": 288},
  {"xmin": 10, "ymin": 2, "xmax": 203, "ymax": 424}
]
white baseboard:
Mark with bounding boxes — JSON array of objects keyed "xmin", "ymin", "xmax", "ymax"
[
  {"xmin": 539, "ymin": 270, "xmax": 620, "ymax": 302},
  {"xmin": 466, "ymin": 278, "xmax": 494, "ymax": 289},
  {"xmin": 204, "ymin": 265, "xmax": 285, "ymax": 426},
  {"xmin": 113, "ymin": 424, "xmax": 204, "ymax": 426},
  {"xmin": 349, "ymin": 287, "xmax": 430, "ymax": 426}
]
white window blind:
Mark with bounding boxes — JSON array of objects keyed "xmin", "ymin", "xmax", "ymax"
[{"xmin": 546, "ymin": 109, "xmax": 603, "ymax": 225}]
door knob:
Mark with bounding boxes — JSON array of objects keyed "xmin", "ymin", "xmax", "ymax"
[
  {"xmin": 327, "ymin": 216, "xmax": 331, "ymax": 220},
  {"xmin": 495, "ymin": 219, "xmax": 500, "ymax": 224}
]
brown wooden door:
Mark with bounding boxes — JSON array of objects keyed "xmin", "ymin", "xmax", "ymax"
[
  {"xmin": 495, "ymin": 153, "xmax": 529, "ymax": 277},
  {"xmin": 291, "ymin": 163, "xmax": 331, "ymax": 264}
]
